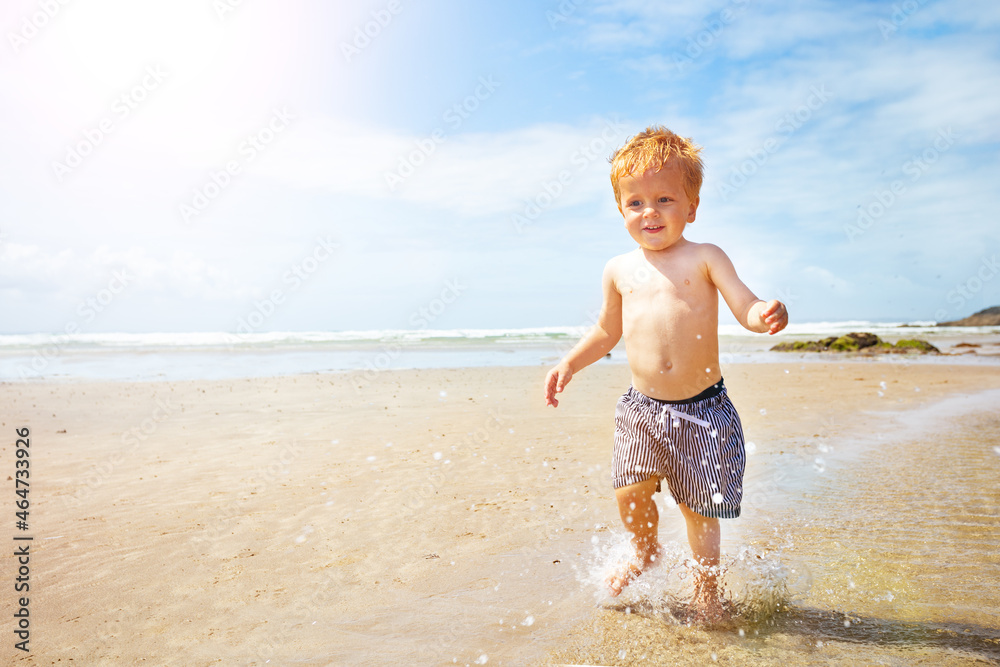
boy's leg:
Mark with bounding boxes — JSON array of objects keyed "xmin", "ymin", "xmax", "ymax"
[
  {"xmin": 608, "ymin": 476, "xmax": 661, "ymax": 596},
  {"xmin": 678, "ymin": 502, "xmax": 720, "ymax": 574},
  {"xmin": 678, "ymin": 502, "xmax": 726, "ymax": 618}
]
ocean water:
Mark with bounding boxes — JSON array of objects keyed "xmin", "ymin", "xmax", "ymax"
[{"xmin": 1, "ymin": 322, "xmax": 998, "ymax": 381}]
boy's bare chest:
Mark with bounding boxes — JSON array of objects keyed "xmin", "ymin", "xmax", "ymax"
[{"xmin": 617, "ymin": 263, "xmax": 713, "ymax": 308}]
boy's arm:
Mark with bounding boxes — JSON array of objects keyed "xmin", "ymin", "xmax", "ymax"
[
  {"xmin": 544, "ymin": 261, "xmax": 623, "ymax": 407},
  {"xmin": 702, "ymin": 244, "xmax": 788, "ymax": 335}
]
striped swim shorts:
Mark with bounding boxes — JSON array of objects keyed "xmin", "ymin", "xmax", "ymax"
[{"xmin": 612, "ymin": 380, "xmax": 746, "ymax": 519}]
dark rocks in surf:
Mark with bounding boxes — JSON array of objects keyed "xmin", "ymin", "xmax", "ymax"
[{"xmin": 770, "ymin": 332, "xmax": 939, "ymax": 354}]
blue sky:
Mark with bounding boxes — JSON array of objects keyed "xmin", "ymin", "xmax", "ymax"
[{"xmin": 1, "ymin": 0, "xmax": 999, "ymax": 334}]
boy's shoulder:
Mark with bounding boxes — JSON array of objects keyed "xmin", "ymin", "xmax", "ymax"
[{"xmin": 603, "ymin": 249, "xmax": 642, "ymax": 277}]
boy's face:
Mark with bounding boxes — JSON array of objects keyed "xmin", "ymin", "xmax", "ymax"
[{"xmin": 618, "ymin": 165, "xmax": 699, "ymax": 252}]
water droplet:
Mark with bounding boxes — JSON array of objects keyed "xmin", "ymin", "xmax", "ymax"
[
  {"xmin": 712, "ymin": 492, "xmax": 724, "ymax": 504},
  {"xmin": 474, "ymin": 654, "xmax": 489, "ymax": 665},
  {"xmin": 433, "ymin": 452, "xmax": 443, "ymax": 460},
  {"xmin": 760, "ymin": 408, "xmax": 767, "ymax": 415},
  {"xmin": 696, "ymin": 334, "xmax": 702, "ymax": 340},
  {"xmin": 745, "ymin": 441, "xmax": 757, "ymax": 455},
  {"xmin": 705, "ymin": 367, "xmax": 711, "ymax": 373},
  {"xmin": 366, "ymin": 455, "xmax": 376, "ymax": 462},
  {"xmin": 521, "ymin": 615, "xmax": 534, "ymax": 626},
  {"xmin": 439, "ymin": 391, "xmax": 447, "ymax": 397}
]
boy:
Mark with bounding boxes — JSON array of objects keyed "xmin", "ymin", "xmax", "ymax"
[{"xmin": 543, "ymin": 126, "xmax": 787, "ymax": 621}]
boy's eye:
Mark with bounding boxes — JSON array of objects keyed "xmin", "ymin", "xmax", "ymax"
[
  {"xmin": 658, "ymin": 197, "xmax": 671, "ymax": 203},
  {"xmin": 628, "ymin": 200, "xmax": 641, "ymax": 207}
]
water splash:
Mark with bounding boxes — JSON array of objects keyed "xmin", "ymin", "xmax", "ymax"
[{"xmin": 575, "ymin": 531, "xmax": 801, "ymax": 625}]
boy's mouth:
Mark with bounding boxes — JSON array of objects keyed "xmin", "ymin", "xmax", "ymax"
[{"xmin": 644, "ymin": 225, "xmax": 664, "ymax": 232}]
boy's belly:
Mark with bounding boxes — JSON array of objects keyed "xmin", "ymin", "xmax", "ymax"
[{"xmin": 622, "ymin": 332, "xmax": 721, "ymax": 401}]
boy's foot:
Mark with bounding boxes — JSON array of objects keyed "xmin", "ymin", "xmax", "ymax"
[
  {"xmin": 606, "ymin": 545, "xmax": 664, "ymax": 597},
  {"xmin": 606, "ymin": 561, "xmax": 643, "ymax": 597},
  {"xmin": 689, "ymin": 587, "xmax": 732, "ymax": 625}
]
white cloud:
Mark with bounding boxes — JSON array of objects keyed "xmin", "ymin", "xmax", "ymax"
[
  {"xmin": 256, "ymin": 115, "xmax": 633, "ymax": 218},
  {"xmin": 0, "ymin": 243, "xmax": 248, "ymax": 302}
]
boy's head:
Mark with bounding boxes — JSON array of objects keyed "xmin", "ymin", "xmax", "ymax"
[{"xmin": 609, "ymin": 126, "xmax": 704, "ymax": 213}]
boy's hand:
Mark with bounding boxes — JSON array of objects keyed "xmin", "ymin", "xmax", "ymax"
[
  {"xmin": 544, "ymin": 363, "xmax": 573, "ymax": 407},
  {"xmin": 761, "ymin": 299, "xmax": 788, "ymax": 334}
]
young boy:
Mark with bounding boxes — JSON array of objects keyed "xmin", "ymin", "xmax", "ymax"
[{"xmin": 543, "ymin": 126, "xmax": 787, "ymax": 621}]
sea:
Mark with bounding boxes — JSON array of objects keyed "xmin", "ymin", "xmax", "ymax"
[{"xmin": 1, "ymin": 321, "xmax": 998, "ymax": 382}]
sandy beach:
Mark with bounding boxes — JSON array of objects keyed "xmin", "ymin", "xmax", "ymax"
[{"xmin": 4, "ymin": 360, "xmax": 1000, "ymax": 665}]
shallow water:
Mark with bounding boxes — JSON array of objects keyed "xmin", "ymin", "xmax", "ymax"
[
  {"xmin": 540, "ymin": 399, "xmax": 1000, "ymax": 666},
  {"xmin": 2, "ymin": 326, "xmax": 997, "ymax": 382}
]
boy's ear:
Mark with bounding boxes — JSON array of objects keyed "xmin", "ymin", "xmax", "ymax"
[{"xmin": 686, "ymin": 197, "xmax": 700, "ymax": 223}]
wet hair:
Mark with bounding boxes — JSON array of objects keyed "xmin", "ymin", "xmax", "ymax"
[{"xmin": 609, "ymin": 126, "xmax": 704, "ymax": 211}]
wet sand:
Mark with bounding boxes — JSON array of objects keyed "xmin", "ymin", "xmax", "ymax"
[{"xmin": 3, "ymin": 360, "xmax": 1000, "ymax": 665}]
